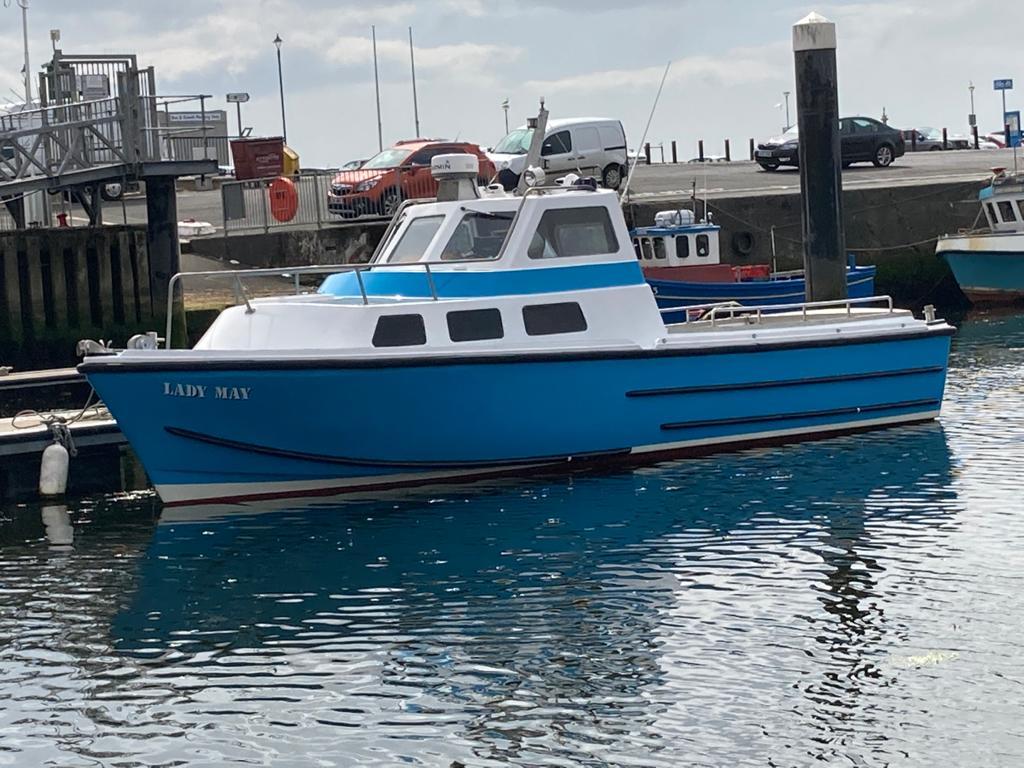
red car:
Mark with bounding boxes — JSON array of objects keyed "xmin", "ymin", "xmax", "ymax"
[{"xmin": 328, "ymin": 139, "xmax": 496, "ymax": 218}]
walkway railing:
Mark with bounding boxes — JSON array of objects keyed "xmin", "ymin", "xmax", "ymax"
[{"xmin": 665, "ymin": 295, "xmax": 896, "ymax": 325}]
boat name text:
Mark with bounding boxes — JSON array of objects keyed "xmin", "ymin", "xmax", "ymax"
[{"xmin": 162, "ymin": 382, "xmax": 252, "ymax": 400}]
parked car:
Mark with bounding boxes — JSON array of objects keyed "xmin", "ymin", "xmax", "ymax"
[
  {"xmin": 978, "ymin": 136, "xmax": 1002, "ymax": 150},
  {"xmin": 488, "ymin": 117, "xmax": 628, "ymax": 190},
  {"xmin": 902, "ymin": 128, "xmax": 944, "ymax": 151},
  {"xmin": 340, "ymin": 159, "xmax": 366, "ymax": 170},
  {"xmin": 755, "ymin": 116, "xmax": 905, "ymax": 170},
  {"xmin": 327, "ymin": 140, "xmax": 495, "ymax": 219}
]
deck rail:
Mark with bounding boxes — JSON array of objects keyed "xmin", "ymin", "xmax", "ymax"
[{"xmin": 664, "ymin": 295, "xmax": 896, "ymax": 326}]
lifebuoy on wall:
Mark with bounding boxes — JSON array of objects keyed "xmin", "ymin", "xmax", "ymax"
[
  {"xmin": 731, "ymin": 230, "xmax": 755, "ymax": 257},
  {"xmin": 268, "ymin": 177, "xmax": 299, "ymax": 222}
]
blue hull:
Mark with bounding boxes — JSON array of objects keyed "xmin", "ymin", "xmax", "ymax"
[
  {"xmin": 649, "ymin": 266, "xmax": 876, "ymax": 321},
  {"xmin": 82, "ymin": 330, "xmax": 951, "ymax": 505},
  {"xmin": 942, "ymin": 250, "xmax": 1024, "ymax": 304}
]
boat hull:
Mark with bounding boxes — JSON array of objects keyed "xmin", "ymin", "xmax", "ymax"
[
  {"xmin": 647, "ymin": 266, "xmax": 876, "ymax": 321},
  {"xmin": 82, "ymin": 330, "xmax": 952, "ymax": 505},
  {"xmin": 938, "ymin": 240, "xmax": 1024, "ymax": 304}
]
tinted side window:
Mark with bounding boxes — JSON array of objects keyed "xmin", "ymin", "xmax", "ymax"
[
  {"xmin": 527, "ymin": 206, "xmax": 619, "ymax": 259},
  {"xmin": 998, "ymin": 200, "xmax": 1017, "ymax": 222},
  {"xmin": 447, "ymin": 308, "xmax": 503, "ymax": 342},
  {"xmin": 523, "ymin": 302, "xmax": 587, "ymax": 336},
  {"xmin": 986, "ymin": 202, "xmax": 998, "ymax": 225},
  {"xmin": 372, "ymin": 314, "xmax": 426, "ymax": 347},
  {"xmin": 641, "ymin": 238, "xmax": 654, "ymax": 260},
  {"xmin": 696, "ymin": 234, "xmax": 710, "ymax": 257},
  {"xmin": 653, "ymin": 238, "xmax": 667, "ymax": 259},
  {"xmin": 675, "ymin": 235, "xmax": 690, "ymax": 259},
  {"xmin": 853, "ymin": 118, "xmax": 878, "ymax": 133},
  {"xmin": 541, "ymin": 130, "xmax": 572, "ymax": 156}
]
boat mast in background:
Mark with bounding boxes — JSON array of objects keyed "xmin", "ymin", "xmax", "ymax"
[
  {"xmin": 372, "ymin": 25, "xmax": 383, "ymax": 151},
  {"xmin": 409, "ymin": 27, "xmax": 420, "ymax": 138},
  {"xmin": 621, "ymin": 61, "xmax": 671, "ymax": 200}
]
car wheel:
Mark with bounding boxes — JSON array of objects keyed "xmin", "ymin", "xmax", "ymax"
[
  {"xmin": 872, "ymin": 144, "xmax": 895, "ymax": 167},
  {"xmin": 758, "ymin": 161, "xmax": 779, "ymax": 172},
  {"xmin": 101, "ymin": 182, "xmax": 124, "ymax": 201},
  {"xmin": 496, "ymin": 168, "xmax": 519, "ymax": 191},
  {"xmin": 601, "ymin": 163, "xmax": 623, "ymax": 190},
  {"xmin": 929, "ymin": 145, "xmax": 942, "ymax": 151},
  {"xmin": 380, "ymin": 192, "xmax": 403, "ymax": 217}
]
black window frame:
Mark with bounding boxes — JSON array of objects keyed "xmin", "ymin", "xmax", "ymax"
[
  {"xmin": 998, "ymin": 200, "xmax": 1017, "ymax": 223},
  {"xmin": 446, "ymin": 308, "xmax": 504, "ymax": 342},
  {"xmin": 986, "ymin": 202, "xmax": 998, "ymax": 224},
  {"xmin": 653, "ymin": 238, "xmax": 667, "ymax": 259},
  {"xmin": 696, "ymin": 234, "xmax": 710, "ymax": 257},
  {"xmin": 372, "ymin": 313, "xmax": 427, "ymax": 347},
  {"xmin": 675, "ymin": 235, "xmax": 690, "ymax": 259},
  {"xmin": 522, "ymin": 302, "xmax": 588, "ymax": 336}
]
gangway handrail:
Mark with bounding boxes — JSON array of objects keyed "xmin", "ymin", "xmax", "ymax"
[{"xmin": 661, "ymin": 294, "xmax": 896, "ymax": 327}]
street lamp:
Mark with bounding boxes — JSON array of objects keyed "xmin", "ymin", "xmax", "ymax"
[
  {"xmin": 273, "ymin": 34, "xmax": 287, "ymax": 143},
  {"xmin": 501, "ymin": 98, "xmax": 509, "ymax": 134},
  {"xmin": 783, "ymin": 90, "xmax": 791, "ymax": 131}
]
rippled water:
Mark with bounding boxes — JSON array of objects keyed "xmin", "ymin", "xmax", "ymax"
[{"xmin": 3, "ymin": 313, "xmax": 1024, "ymax": 767}]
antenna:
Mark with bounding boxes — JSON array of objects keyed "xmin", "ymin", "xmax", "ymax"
[{"xmin": 620, "ymin": 61, "xmax": 671, "ymax": 199}]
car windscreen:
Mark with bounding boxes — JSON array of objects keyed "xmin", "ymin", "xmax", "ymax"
[
  {"xmin": 362, "ymin": 148, "xmax": 414, "ymax": 169},
  {"xmin": 492, "ymin": 128, "xmax": 534, "ymax": 155},
  {"xmin": 386, "ymin": 215, "xmax": 445, "ymax": 263}
]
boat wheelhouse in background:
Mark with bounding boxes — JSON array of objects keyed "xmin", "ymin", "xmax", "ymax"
[
  {"xmin": 80, "ymin": 156, "xmax": 953, "ymax": 506},
  {"xmin": 631, "ymin": 209, "xmax": 876, "ymax": 321},
  {"xmin": 937, "ymin": 168, "xmax": 1024, "ymax": 304}
]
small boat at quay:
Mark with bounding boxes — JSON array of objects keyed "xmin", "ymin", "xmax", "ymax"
[
  {"xmin": 79, "ymin": 156, "xmax": 954, "ymax": 506},
  {"xmin": 937, "ymin": 167, "xmax": 1024, "ymax": 304},
  {"xmin": 631, "ymin": 209, "xmax": 876, "ymax": 321}
]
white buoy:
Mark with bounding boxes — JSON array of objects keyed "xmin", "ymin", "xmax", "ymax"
[{"xmin": 39, "ymin": 441, "xmax": 70, "ymax": 497}]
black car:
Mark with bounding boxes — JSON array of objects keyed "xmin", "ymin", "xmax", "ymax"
[{"xmin": 755, "ymin": 116, "xmax": 906, "ymax": 171}]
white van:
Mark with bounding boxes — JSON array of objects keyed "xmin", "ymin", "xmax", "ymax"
[{"xmin": 488, "ymin": 117, "xmax": 628, "ymax": 190}]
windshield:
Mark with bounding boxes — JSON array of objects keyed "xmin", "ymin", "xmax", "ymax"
[
  {"xmin": 386, "ymin": 215, "xmax": 445, "ymax": 263},
  {"xmin": 781, "ymin": 126, "xmax": 798, "ymax": 139},
  {"xmin": 362, "ymin": 148, "xmax": 414, "ymax": 170},
  {"xmin": 440, "ymin": 210, "xmax": 514, "ymax": 261},
  {"xmin": 492, "ymin": 128, "xmax": 534, "ymax": 155}
]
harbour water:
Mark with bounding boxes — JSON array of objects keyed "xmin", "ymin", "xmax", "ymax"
[{"xmin": 2, "ymin": 312, "xmax": 1023, "ymax": 767}]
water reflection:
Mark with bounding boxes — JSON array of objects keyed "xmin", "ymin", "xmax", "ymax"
[{"xmin": 94, "ymin": 424, "xmax": 959, "ymax": 766}]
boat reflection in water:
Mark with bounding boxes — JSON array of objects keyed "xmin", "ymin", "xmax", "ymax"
[{"xmin": 110, "ymin": 424, "xmax": 960, "ymax": 767}]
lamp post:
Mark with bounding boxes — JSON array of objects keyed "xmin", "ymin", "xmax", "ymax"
[
  {"xmin": 273, "ymin": 34, "xmax": 287, "ymax": 143},
  {"xmin": 501, "ymin": 98, "xmax": 509, "ymax": 134},
  {"xmin": 783, "ymin": 90, "xmax": 791, "ymax": 130},
  {"xmin": 17, "ymin": 0, "xmax": 31, "ymax": 103}
]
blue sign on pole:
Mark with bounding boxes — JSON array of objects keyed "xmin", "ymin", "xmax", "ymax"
[
  {"xmin": 1006, "ymin": 110, "xmax": 1022, "ymax": 148},
  {"xmin": 995, "ymin": 79, "xmax": 1014, "ymax": 91}
]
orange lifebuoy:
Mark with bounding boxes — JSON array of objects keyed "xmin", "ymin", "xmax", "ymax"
[{"xmin": 268, "ymin": 176, "xmax": 299, "ymax": 222}]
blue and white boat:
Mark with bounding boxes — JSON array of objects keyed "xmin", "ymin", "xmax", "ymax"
[
  {"xmin": 79, "ymin": 156, "xmax": 954, "ymax": 506},
  {"xmin": 631, "ymin": 210, "xmax": 876, "ymax": 321},
  {"xmin": 936, "ymin": 168, "xmax": 1024, "ymax": 304}
]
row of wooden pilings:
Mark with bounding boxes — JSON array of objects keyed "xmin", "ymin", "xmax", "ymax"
[{"xmin": 0, "ymin": 226, "xmax": 155, "ymax": 367}]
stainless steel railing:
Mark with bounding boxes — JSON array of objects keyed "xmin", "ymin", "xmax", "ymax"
[{"xmin": 662, "ymin": 295, "xmax": 896, "ymax": 326}]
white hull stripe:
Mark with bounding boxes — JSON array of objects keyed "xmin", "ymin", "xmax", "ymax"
[{"xmin": 156, "ymin": 410, "xmax": 939, "ymax": 506}]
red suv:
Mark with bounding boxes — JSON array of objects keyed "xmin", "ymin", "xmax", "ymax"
[{"xmin": 328, "ymin": 139, "xmax": 496, "ymax": 218}]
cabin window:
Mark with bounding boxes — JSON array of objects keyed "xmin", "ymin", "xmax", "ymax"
[
  {"xmin": 527, "ymin": 206, "xmax": 619, "ymax": 259},
  {"xmin": 372, "ymin": 314, "xmax": 426, "ymax": 347},
  {"xmin": 641, "ymin": 238, "xmax": 654, "ymax": 260},
  {"xmin": 998, "ymin": 200, "xmax": 1018, "ymax": 223},
  {"xmin": 696, "ymin": 234, "xmax": 710, "ymax": 257},
  {"xmin": 653, "ymin": 238, "xmax": 667, "ymax": 259},
  {"xmin": 386, "ymin": 215, "xmax": 445, "ymax": 263},
  {"xmin": 1017, "ymin": 200, "xmax": 1024, "ymax": 221},
  {"xmin": 986, "ymin": 202, "xmax": 998, "ymax": 225},
  {"xmin": 522, "ymin": 302, "xmax": 588, "ymax": 335},
  {"xmin": 675, "ymin": 235, "xmax": 690, "ymax": 259},
  {"xmin": 440, "ymin": 211, "xmax": 513, "ymax": 260},
  {"xmin": 633, "ymin": 241, "xmax": 642, "ymax": 260},
  {"xmin": 447, "ymin": 308, "xmax": 504, "ymax": 342}
]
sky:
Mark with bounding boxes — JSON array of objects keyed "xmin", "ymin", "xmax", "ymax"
[{"xmin": 0, "ymin": 0, "xmax": 1019, "ymax": 166}]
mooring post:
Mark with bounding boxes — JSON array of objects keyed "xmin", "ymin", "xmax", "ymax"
[
  {"xmin": 644, "ymin": 143, "xmax": 651, "ymax": 165},
  {"xmin": 942, "ymin": 127, "xmax": 948, "ymax": 150},
  {"xmin": 972, "ymin": 125, "xmax": 980, "ymax": 149},
  {"xmin": 671, "ymin": 140, "xmax": 677, "ymax": 163},
  {"xmin": 145, "ymin": 176, "xmax": 184, "ymax": 341},
  {"xmin": 793, "ymin": 11, "xmax": 846, "ymax": 301},
  {"xmin": 911, "ymin": 130, "xmax": 917, "ymax": 151},
  {"xmin": 698, "ymin": 140, "xmax": 704, "ymax": 162},
  {"xmin": 724, "ymin": 138, "xmax": 731, "ymax": 162},
  {"xmin": 749, "ymin": 137, "xmax": 755, "ymax": 161}
]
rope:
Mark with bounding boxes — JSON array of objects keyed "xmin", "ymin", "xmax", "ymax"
[
  {"xmin": 847, "ymin": 236, "xmax": 940, "ymax": 253},
  {"xmin": 11, "ymin": 388, "xmax": 105, "ymax": 458}
]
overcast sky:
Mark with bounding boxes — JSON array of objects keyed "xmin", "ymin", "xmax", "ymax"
[{"xmin": 0, "ymin": 0, "xmax": 1018, "ymax": 165}]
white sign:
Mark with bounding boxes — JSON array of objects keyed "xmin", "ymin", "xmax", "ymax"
[
  {"xmin": 226, "ymin": 92, "xmax": 250, "ymax": 103},
  {"xmin": 168, "ymin": 111, "xmax": 227, "ymax": 123}
]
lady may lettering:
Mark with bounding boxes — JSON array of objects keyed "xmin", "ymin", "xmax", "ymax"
[{"xmin": 163, "ymin": 382, "xmax": 252, "ymax": 400}]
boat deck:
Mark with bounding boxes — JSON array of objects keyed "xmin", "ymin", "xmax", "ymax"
[{"xmin": 0, "ymin": 408, "xmax": 124, "ymax": 458}]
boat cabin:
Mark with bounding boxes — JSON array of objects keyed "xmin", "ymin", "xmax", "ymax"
[
  {"xmin": 631, "ymin": 209, "xmax": 722, "ymax": 267},
  {"xmin": 980, "ymin": 168, "xmax": 1024, "ymax": 233}
]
